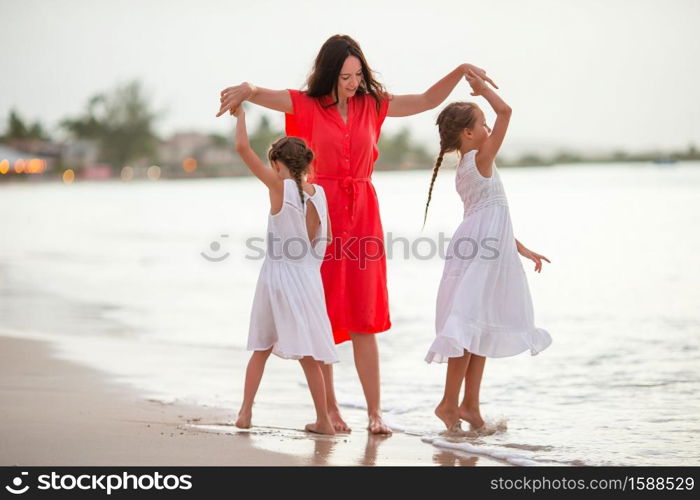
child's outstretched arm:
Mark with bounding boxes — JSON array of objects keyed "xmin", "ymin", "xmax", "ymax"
[
  {"xmin": 233, "ymin": 106, "xmax": 279, "ymax": 189},
  {"xmin": 466, "ymin": 69, "xmax": 512, "ymax": 178},
  {"xmin": 515, "ymin": 238, "xmax": 551, "ymax": 273}
]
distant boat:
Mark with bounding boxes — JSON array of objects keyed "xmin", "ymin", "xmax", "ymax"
[{"xmin": 653, "ymin": 157, "xmax": 679, "ymax": 165}]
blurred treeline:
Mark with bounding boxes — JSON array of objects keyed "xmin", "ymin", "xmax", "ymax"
[{"xmin": 2, "ymin": 79, "xmax": 698, "ymax": 179}]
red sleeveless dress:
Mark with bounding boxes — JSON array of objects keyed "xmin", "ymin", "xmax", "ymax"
[{"xmin": 285, "ymin": 89, "xmax": 391, "ymax": 344}]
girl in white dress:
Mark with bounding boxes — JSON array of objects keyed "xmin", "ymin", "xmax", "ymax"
[
  {"xmin": 232, "ymin": 105, "xmax": 337, "ymax": 435},
  {"xmin": 423, "ymin": 70, "xmax": 553, "ymax": 432}
]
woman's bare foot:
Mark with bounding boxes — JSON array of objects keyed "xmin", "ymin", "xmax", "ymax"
[
  {"xmin": 328, "ymin": 406, "xmax": 351, "ymax": 433},
  {"xmin": 435, "ymin": 401, "xmax": 460, "ymax": 431},
  {"xmin": 367, "ymin": 413, "xmax": 392, "ymax": 435},
  {"xmin": 305, "ymin": 420, "xmax": 336, "ymax": 435},
  {"xmin": 458, "ymin": 405, "xmax": 485, "ymax": 429},
  {"xmin": 234, "ymin": 409, "xmax": 252, "ymax": 429}
]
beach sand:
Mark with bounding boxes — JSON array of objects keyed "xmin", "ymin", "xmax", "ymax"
[
  {"xmin": 0, "ymin": 335, "xmax": 502, "ymax": 466},
  {"xmin": 0, "ymin": 335, "xmax": 301, "ymax": 466}
]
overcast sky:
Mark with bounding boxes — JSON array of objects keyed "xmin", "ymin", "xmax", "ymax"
[{"xmin": 1, "ymin": 0, "xmax": 698, "ymax": 156}]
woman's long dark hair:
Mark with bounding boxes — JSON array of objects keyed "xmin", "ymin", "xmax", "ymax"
[{"xmin": 305, "ymin": 34, "xmax": 386, "ymax": 113}]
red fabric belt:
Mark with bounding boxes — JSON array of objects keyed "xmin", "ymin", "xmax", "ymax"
[{"xmin": 313, "ymin": 174, "xmax": 371, "ymax": 225}]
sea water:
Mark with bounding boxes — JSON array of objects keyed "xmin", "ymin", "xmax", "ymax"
[{"xmin": 1, "ymin": 161, "xmax": 698, "ymax": 465}]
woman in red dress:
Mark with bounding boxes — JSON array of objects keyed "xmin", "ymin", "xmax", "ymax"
[{"xmin": 217, "ymin": 35, "xmax": 496, "ymax": 434}]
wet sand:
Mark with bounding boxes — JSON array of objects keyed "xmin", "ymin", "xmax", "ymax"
[
  {"xmin": 0, "ymin": 334, "xmax": 505, "ymax": 466},
  {"xmin": 0, "ymin": 335, "xmax": 301, "ymax": 466}
]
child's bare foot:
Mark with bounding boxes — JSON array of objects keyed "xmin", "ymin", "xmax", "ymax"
[
  {"xmin": 305, "ymin": 420, "xmax": 336, "ymax": 435},
  {"xmin": 435, "ymin": 401, "xmax": 461, "ymax": 431},
  {"xmin": 234, "ymin": 409, "xmax": 252, "ymax": 429},
  {"xmin": 328, "ymin": 406, "xmax": 351, "ymax": 433},
  {"xmin": 367, "ymin": 413, "xmax": 392, "ymax": 435},
  {"xmin": 459, "ymin": 406, "xmax": 485, "ymax": 429}
]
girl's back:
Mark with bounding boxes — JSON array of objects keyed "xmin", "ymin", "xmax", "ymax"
[{"xmin": 267, "ymin": 179, "xmax": 329, "ymax": 266}]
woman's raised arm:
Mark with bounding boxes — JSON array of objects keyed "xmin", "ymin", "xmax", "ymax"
[
  {"xmin": 387, "ymin": 64, "xmax": 498, "ymax": 117},
  {"xmin": 216, "ymin": 82, "xmax": 293, "ymax": 117}
]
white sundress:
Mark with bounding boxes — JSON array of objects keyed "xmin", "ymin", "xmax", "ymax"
[
  {"xmin": 425, "ymin": 150, "xmax": 552, "ymax": 363},
  {"xmin": 247, "ymin": 178, "xmax": 338, "ymax": 364}
]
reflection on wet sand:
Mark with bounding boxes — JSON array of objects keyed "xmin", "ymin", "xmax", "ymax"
[
  {"xmin": 357, "ymin": 433, "xmax": 392, "ymax": 466},
  {"xmin": 189, "ymin": 420, "xmax": 508, "ymax": 466},
  {"xmin": 433, "ymin": 450, "xmax": 479, "ymax": 467}
]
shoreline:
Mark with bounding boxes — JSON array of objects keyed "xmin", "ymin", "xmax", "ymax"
[
  {"xmin": 0, "ymin": 335, "xmax": 301, "ymax": 466},
  {"xmin": 0, "ymin": 334, "xmax": 507, "ymax": 466},
  {"xmin": 1, "ymin": 160, "xmax": 696, "ymax": 188}
]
